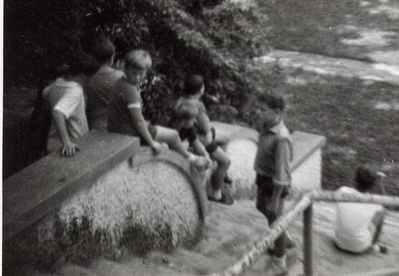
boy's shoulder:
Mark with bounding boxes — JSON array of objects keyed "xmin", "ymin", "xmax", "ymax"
[{"xmin": 44, "ymin": 78, "xmax": 83, "ymax": 96}]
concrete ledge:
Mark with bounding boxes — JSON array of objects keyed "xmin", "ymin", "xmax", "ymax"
[
  {"xmin": 4, "ymin": 130, "xmax": 140, "ymax": 242},
  {"xmin": 211, "ymin": 121, "xmax": 326, "ymax": 197},
  {"xmin": 4, "ymin": 133, "xmax": 206, "ymax": 269}
]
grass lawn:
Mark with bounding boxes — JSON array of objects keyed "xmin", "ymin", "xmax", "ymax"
[
  {"xmin": 281, "ymin": 78, "xmax": 399, "ymax": 195},
  {"xmin": 256, "ymin": 0, "xmax": 399, "ymax": 61}
]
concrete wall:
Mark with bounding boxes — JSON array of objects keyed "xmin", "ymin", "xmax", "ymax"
[
  {"xmin": 4, "ymin": 132, "xmax": 206, "ymax": 268},
  {"xmin": 211, "ymin": 122, "xmax": 326, "ymax": 198}
]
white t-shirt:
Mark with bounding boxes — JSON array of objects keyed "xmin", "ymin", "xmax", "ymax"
[
  {"xmin": 334, "ymin": 186, "xmax": 384, "ymax": 253},
  {"xmin": 43, "ymin": 78, "xmax": 89, "ymax": 152}
]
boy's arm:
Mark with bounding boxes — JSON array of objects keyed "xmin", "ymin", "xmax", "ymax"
[
  {"xmin": 125, "ymin": 89, "xmax": 160, "ymax": 154},
  {"xmin": 52, "ymin": 110, "xmax": 78, "ymax": 157},
  {"xmin": 192, "ymin": 139, "xmax": 210, "ymax": 159},
  {"xmin": 196, "ymin": 102, "xmax": 211, "ymax": 134},
  {"xmin": 52, "ymin": 89, "xmax": 82, "ymax": 157},
  {"xmin": 267, "ymin": 138, "xmax": 291, "ymax": 215}
]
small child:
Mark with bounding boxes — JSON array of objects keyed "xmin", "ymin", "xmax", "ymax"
[
  {"xmin": 86, "ymin": 36, "xmax": 124, "ymax": 131},
  {"xmin": 107, "ymin": 50, "xmax": 209, "ymax": 170},
  {"xmin": 334, "ymin": 165, "xmax": 387, "ymax": 254},
  {"xmin": 253, "ymin": 94, "xmax": 293, "ymax": 274},
  {"xmin": 173, "ymin": 75, "xmax": 233, "ymax": 204},
  {"xmin": 43, "ymin": 54, "xmax": 99, "ymax": 157}
]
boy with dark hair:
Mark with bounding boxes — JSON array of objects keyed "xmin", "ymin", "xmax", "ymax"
[
  {"xmin": 107, "ymin": 50, "xmax": 209, "ymax": 170},
  {"xmin": 43, "ymin": 54, "xmax": 99, "ymax": 157},
  {"xmin": 334, "ymin": 165, "xmax": 387, "ymax": 254},
  {"xmin": 172, "ymin": 74, "xmax": 233, "ymax": 204},
  {"xmin": 253, "ymin": 93, "xmax": 293, "ymax": 274},
  {"xmin": 87, "ymin": 36, "xmax": 124, "ymax": 130}
]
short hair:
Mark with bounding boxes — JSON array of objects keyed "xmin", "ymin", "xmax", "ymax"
[
  {"xmin": 257, "ymin": 93, "xmax": 286, "ymax": 112},
  {"xmin": 355, "ymin": 164, "xmax": 378, "ymax": 192},
  {"xmin": 183, "ymin": 75, "xmax": 204, "ymax": 96},
  {"xmin": 68, "ymin": 53, "xmax": 100, "ymax": 77},
  {"xmin": 91, "ymin": 35, "xmax": 115, "ymax": 63},
  {"xmin": 125, "ymin": 50, "xmax": 152, "ymax": 70},
  {"xmin": 267, "ymin": 94, "xmax": 286, "ymax": 111}
]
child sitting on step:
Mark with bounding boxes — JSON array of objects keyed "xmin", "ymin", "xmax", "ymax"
[
  {"xmin": 107, "ymin": 50, "xmax": 209, "ymax": 171},
  {"xmin": 172, "ymin": 74, "xmax": 233, "ymax": 205}
]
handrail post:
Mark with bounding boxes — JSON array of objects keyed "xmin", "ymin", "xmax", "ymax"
[{"xmin": 304, "ymin": 203, "xmax": 313, "ymax": 276}]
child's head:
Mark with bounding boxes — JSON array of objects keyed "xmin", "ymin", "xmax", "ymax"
[
  {"xmin": 175, "ymin": 101, "xmax": 199, "ymax": 128},
  {"xmin": 68, "ymin": 53, "xmax": 100, "ymax": 78},
  {"xmin": 91, "ymin": 35, "xmax": 116, "ymax": 64},
  {"xmin": 183, "ymin": 75, "xmax": 205, "ymax": 96},
  {"xmin": 124, "ymin": 50, "xmax": 152, "ymax": 85},
  {"xmin": 355, "ymin": 165, "xmax": 380, "ymax": 192},
  {"xmin": 257, "ymin": 93, "xmax": 286, "ymax": 130}
]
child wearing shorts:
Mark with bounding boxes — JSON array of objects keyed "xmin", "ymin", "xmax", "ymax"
[{"xmin": 107, "ymin": 50, "xmax": 209, "ymax": 170}]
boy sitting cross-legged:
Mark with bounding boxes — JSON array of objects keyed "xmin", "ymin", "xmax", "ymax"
[
  {"xmin": 43, "ymin": 54, "xmax": 99, "ymax": 157},
  {"xmin": 107, "ymin": 50, "xmax": 210, "ymax": 170}
]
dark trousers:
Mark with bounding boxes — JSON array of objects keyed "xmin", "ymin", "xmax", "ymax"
[{"xmin": 255, "ymin": 174, "xmax": 287, "ymax": 258}]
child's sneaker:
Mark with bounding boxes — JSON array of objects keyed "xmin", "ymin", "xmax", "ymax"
[
  {"xmin": 208, "ymin": 188, "xmax": 222, "ymax": 201},
  {"xmin": 286, "ymin": 232, "xmax": 296, "ymax": 249},
  {"xmin": 224, "ymin": 174, "xmax": 233, "ymax": 185},
  {"xmin": 372, "ymin": 243, "xmax": 388, "ymax": 254},
  {"xmin": 269, "ymin": 255, "xmax": 287, "ymax": 275}
]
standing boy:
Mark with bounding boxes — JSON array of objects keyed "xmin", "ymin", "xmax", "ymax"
[
  {"xmin": 86, "ymin": 36, "xmax": 124, "ymax": 131},
  {"xmin": 254, "ymin": 94, "xmax": 293, "ymax": 274},
  {"xmin": 43, "ymin": 55, "xmax": 99, "ymax": 157},
  {"xmin": 107, "ymin": 50, "xmax": 209, "ymax": 170}
]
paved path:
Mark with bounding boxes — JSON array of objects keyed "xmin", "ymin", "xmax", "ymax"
[
  {"xmin": 10, "ymin": 199, "xmax": 399, "ymax": 276},
  {"xmin": 255, "ymin": 49, "xmax": 399, "ymax": 85}
]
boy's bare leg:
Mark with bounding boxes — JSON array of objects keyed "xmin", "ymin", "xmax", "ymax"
[
  {"xmin": 210, "ymin": 147, "xmax": 231, "ymax": 191},
  {"xmin": 371, "ymin": 209, "xmax": 386, "ymax": 245},
  {"xmin": 214, "ymin": 129, "xmax": 230, "ymax": 151},
  {"xmin": 154, "ymin": 126, "xmax": 192, "ymax": 158}
]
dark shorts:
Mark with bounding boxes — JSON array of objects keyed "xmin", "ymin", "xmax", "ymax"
[
  {"xmin": 256, "ymin": 174, "xmax": 289, "ymax": 199},
  {"xmin": 205, "ymin": 127, "xmax": 218, "ymax": 154},
  {"xmin": 140, "ymin": 124, "xmax": 157, "ymax": 145}
]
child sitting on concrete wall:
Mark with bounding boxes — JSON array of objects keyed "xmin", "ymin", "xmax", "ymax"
[
  {"xmin": 43, "ymin": 54, "xmax": 99, "ymax": 157},
  {"xmin": 172, "ymin": 74, "xmax": 233, "ymax": 205},
  {"xmin": 107, "ymin": 50, "xmax": 209, "ymax": 171},
  {"xmin": 86, "ymin": 35, "xmax": 124, "ymax": 131}
]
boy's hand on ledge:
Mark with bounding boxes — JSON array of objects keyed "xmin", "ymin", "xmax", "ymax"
[
  {"xmin": 150, "ymin": 141, "xmax": 161, "ymax": 155},
  {"xmin": 61, "ymin": 141, "xmax": 79, "ymax": 157}
]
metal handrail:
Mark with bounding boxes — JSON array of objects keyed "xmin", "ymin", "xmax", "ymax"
[{"xmin": 211, "ymin": 190, "xmax": 399, "ymax": 276}]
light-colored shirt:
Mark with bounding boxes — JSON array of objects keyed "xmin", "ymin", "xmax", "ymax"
[
  {"xmin": 334, "ymin": 186, "xmax": 384, "ymax": 253},
  {"xmin": 43, "ymin": 78, "xmax": 89, "ymax": 152},
  {"xmin": 254, "ymin": 121, "xmax": 293, "ymax": 186},
  {"xmin": 87, "ymin": 66, "xmax": 124, "ymax": 131}
]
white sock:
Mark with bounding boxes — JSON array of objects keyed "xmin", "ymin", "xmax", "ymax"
[{"xmin": 187, "ymin": 153, "xmax": 197, "ymax": 162}]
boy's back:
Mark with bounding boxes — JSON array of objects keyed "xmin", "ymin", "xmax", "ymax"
[
  {"xmin": 43, "ymin": 78, "xmax": 88, "ymax": 152},
  {"xmin": 87, "ymin": 67, "xmax": 124, "ymax": 130},
  {"xmin": 107, "ymin": 77, "xmax": 143, "ymax": 135}
]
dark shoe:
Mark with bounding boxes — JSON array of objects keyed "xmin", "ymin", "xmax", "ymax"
[
  {"xmin": 220, "ymin": 190, "xmax": 234, "ymax": 205},
  {"xmin": 224, "ymin": 175, "xmax": 233, "ymax": 185}
]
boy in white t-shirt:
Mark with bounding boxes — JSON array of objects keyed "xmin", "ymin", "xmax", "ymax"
[
  {"xmin": 43, "ymin": 55, "xmax": 99, "ymax": 157},
  {"xmin": 334, "ymin": 165, "xmax": 387, "ymax": 254}
]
